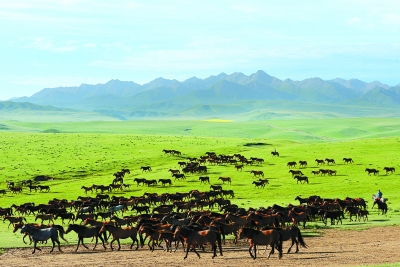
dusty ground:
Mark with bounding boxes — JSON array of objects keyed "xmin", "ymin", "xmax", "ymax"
[{"xmin": 1, "ymin": 226, "xmax": 400, "ymax": 267}]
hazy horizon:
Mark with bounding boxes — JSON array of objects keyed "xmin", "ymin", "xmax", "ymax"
[{"xmin": 1, "ymin": 1, "xmax": 400, "ymax": 100}]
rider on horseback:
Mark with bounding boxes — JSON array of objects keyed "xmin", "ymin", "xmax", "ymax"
[{"xmin": 376, "ymin": 190, "xmax": 382, "ymax": 201}]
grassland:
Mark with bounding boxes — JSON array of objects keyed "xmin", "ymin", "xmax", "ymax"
[{"xmin": 0, "ymin": 118, "xmax": 399, "ymax": 249}]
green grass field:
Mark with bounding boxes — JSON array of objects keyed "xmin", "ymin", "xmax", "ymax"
[{"xmin": 0, "ymin": 118, "xmax": 399, "ymax": 249}]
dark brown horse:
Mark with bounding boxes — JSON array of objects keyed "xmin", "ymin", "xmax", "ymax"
[
  {"xmin": 294, "ymin": 175, "xmax": 309, "ymax": 184},
  {"xmin": 365, "ymin": 168, "xmax": 379, "ymax": 175},
  {"xmin": 287, "ymin": 162, "xmax": 297, "ymax": 168},
  {"xmin": 315, "ymin": 159, "xmax": 325, "ymax": 165},
  {"xmin": 383, "ymin": 167, "xmax": 395, "ymax": 175},
  {"xmin": 99, "ymin": 224, "xmax": 139, "ymax": 250},
  {"xmin": 173, "ymin": 226, "xmax": 223, "ymax": 259},
  {"xmin": 343, "ymin": 158, "xmax": 354, "ymax": 164},
  {"xmin": 238, "ymin": 227, "xmax": 282, "ymax": 259},
  {"xmin": 262, "ymin": 225, "xmax": 307, "ymax": 253}
]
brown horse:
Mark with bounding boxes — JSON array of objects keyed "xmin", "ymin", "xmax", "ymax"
[
  {"xmin": 288, "ymin": 210, "xmax": 308, "ymax": 229},
  {"xmin": 252, "ymin": 180, "xmax": 266, "ymax": 188},
  {"xmin": 383, "ymin": 167, "xmax": 395, "ymax": 175},
  {"xmin": 238, "ymin": 227, "xmax": 282, "ymax": 259},
  {"xmin": 3, "ymin": 216, "xmax": 27, "ymax": 229},
  {"xmin": 250, "ymin": 170, "xmax": 264, "ymax": 178},
  {"xmin": 99, "ymin": 224, "xmax": 139, "ymax": 250},
  {"xmin": 173, "ymin": 226, "xmax": 223, "ymax": 259},
  {"xmin": 289, "ymin": 170, "xmax": 303, "ymax": 177},
  {"xmin": 262, "ymin": 225, "xmax": 307, "ymax": 254},
  {"xmin": 218, "ymin": 177, "xmax": 231, "ymax": 184},
  {"xmin": 315, "ymin": 159, "xmax": 325, "ymax": 165},
  {"xmin": 235, "ymin": 164, "xmax": 244, "ymax": 171}
]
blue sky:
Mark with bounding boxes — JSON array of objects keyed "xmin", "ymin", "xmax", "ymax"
[{"xmin": 1, "ymin": 0, "xmax": 399, "ymax": 100}]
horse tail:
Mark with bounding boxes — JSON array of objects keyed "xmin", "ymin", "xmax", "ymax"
[
  {"xmin": 216, "ymin": 231, "xmax": 223, "ymax": 256},
  {"xmin": 295, "ymin": 226, "xmax": 307, "ymax": 248},
  {"xmin": 55, "ymin": 226, "xmax": 69, "ymax": 244},
  {"xmin": 277, "ymin": 231, "xmax": 283, "ymax": 259}
]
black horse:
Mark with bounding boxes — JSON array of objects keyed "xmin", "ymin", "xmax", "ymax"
[
  {"xmin": 373, "ymin": 200, "xmax": 388, "ymax": 215},
  {"xmin": 65, "ymin": 224, "xmax": 106, "ymax": 251}
]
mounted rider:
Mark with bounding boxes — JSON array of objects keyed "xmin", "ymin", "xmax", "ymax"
[{"xmin": 376, "ymin": 190, "xmax": 382, "ymax": 201}]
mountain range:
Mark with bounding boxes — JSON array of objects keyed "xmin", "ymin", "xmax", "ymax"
[{"xmin": 3, "ymin": 70, "xmax": 400, "ymax": 120}]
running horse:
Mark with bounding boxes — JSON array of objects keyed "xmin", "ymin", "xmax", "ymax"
[
  {"xmin": 271, "ymin": 151, "xmax": 279, "ymax": 157},
  {"xmin": 20, "ymin": 225, "xmax": 68, "ymax": 254},
  {"xmin": 99, "ymin": 224, "xmax": 139, "ymax": 251},
  {"xmin": 65, "ymin": 224, "xmax": 106, "ymax": 251},
  {"xmin": 262, "ymin": 225, "xmax": 307, "ymax": 254},
  {"xmin": 250, "ymin": 170, "xmax": 264, "ymax": 178},
  {"xmin": 238, "ymin": 227, "xmax": 283, "ymax": 259},
  {"xmin": 218, "ymin": 177, "xmax": 232, "ymax": 184},
  {"xmin": 365, "ymin": 168, "xmax": 379, "ymax": 175},
  {"xmin": 173, "ymin": 226, "xmax": 223, "ymax": 259},
  {"xmin": 287, "ymin": 162, "xmax": 297, "ymax": 168},
  {"xmin": 383, "ymin": 167, "xmax": 395, "ymax": 175},
  {"xmin": 294, "ymin": 175, "xmax": 309, "ymax": 184}
]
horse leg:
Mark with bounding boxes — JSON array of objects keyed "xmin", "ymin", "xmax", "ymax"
[
  {"xmin": 110, "ymin": 238, "xmax": 115, "ymax": 250},
  {"xmin": 82, "ymin": 238, "xmax": 89, "ymax": 250},
  {"xmin": 50, "ymin": 238, "xmax": 55, "ymax": 253},
  {"xmin": 99, "ymin": 235, "xmax": 106, "ymax": 249},
  {"xmin": 116, "ymin": 238, "xmax": 121, "ymax": 251},
  {"xmin": 183, "ymin": 243, "xmax": 190, "ymax": 259}
]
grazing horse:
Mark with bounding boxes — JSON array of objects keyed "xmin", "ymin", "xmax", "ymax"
[
  {"xmin": 199, "ymin": 176, "xmax": 210, "ymax": 184},
  {"xmin": 140, "ymin": 166, "xmax": 152, "ymax": 172},
  {"xmin": 65, "ymin": 224, "xmax": 106, "ymax": 251},
  {"xmin": 218, "ymin": 177, "xmax": 231, "ymax": 184},
  {"xmin": 294, "ymin": 175, "xmax": 309, "ymax": 184},
  {"xmin": 250, "ymin": 170, "xmax": 264, "ymax": 178},
  {"xmin": 343, "ymin": 158, "xmax": 354, "ymax": 164},
  {"xmin": 271, "ymin": 151, "xmax": 279, "ymax": 157},
  {"xmin": 238, "ymin": 227, "xmax": 282, "ymax": 259},
  {"xmin": 20, "ymin": 225, "xmax": 67, "ymax": 254},
  {"xmin": 383, "ymin": 167, "xmax": 395, "ymax": 175},
  {"xmin": 99, "ymin": 224, "xmax": 139, "ymax": 250},
  {"xmin": 158, "ymin": 178, "xmax": 172, "ymax": 186},
  {"xmin": 287, "ymin": 162, "xmax": 297, "ymax": 168},
  {"xmin": 173, "ymin": 226, "xmax": 223, "ymax": 259}
]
